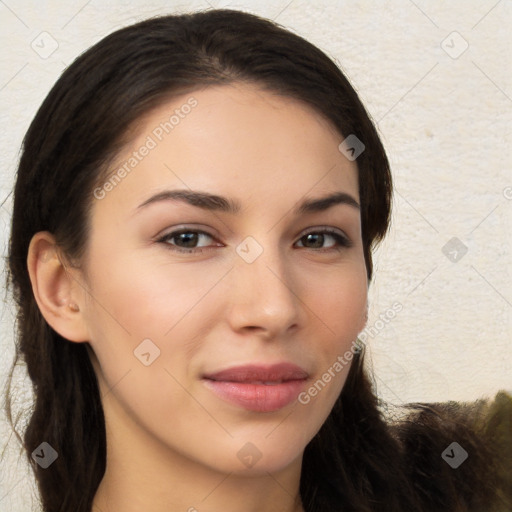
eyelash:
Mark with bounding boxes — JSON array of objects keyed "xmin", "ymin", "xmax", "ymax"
[{"xmin": 155, "ymin": 227, "xmax": 353, "ymax": 254}]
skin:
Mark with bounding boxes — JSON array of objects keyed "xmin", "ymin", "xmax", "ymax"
[{"xmin": 28, "ymin": 82, "xmax": 368, "ymax": 512}]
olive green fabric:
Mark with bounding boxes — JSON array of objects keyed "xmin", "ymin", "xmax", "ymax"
[{"xmin": 389, "ymin": 390, "xmax": 512, "ymax": 511}]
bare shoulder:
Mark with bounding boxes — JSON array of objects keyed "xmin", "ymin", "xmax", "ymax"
[{"xmin": 388, "ymin": 391, "xmax": 512, "ymax": 511}]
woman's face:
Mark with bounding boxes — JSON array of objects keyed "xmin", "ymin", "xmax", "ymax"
[{"xmin": 79, "ymin": 82, "xmax": 367, "ymax": 475}]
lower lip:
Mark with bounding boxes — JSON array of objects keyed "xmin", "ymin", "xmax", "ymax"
[{"xmin": 203, "ymin": 379, "xmax": 307, "ymax": 412}]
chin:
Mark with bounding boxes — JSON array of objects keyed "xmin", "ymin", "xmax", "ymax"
[
  {"xmin": 218, "ymin": 449, "xmax": 304, "ymax": 477},
  {"xmin": 225, "ymin": 428, "xmax": 312, "ymax": 475}
]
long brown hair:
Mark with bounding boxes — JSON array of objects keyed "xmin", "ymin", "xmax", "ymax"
[{"xmin": 4, "ymin": 9, "xmax": 506, "ymax": 512}]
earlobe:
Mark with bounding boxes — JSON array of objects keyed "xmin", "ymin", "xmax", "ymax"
[{"xmin": 27, "ymin": 231, "xmax": 89, "ymax": 342}]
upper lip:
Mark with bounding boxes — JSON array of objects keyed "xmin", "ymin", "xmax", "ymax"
[{"xmin": 203, "ymin": 363, "xmax": 309, "ymax": 383}]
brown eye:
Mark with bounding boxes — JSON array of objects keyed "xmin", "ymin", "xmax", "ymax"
[
  {"xmin": 295, "ymin": 229, "xmax": 352, "ymax": 251},
  {"xmin": 157, "ymin": 229, "xmax": 217, "ymax": 253}
]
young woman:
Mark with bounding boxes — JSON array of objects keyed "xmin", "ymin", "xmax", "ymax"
[{"xmin": 4, "ymin": 8, "xmax": 511, "ymax": 512}]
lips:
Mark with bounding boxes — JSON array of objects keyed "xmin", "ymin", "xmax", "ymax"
[
  {"xmin": 204, "ymin": 363, "xmax": 309, "ymax": 383},
  {"xmin": 202, "ymin": 363, "xmax": 309, "ymax": 413}
]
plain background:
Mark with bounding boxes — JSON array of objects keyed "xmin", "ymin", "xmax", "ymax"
[{"xmin": 1, "ymin": 1, "xmax": 511, "ymax": 510}]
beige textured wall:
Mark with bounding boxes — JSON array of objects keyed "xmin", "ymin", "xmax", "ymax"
[{"xmin": 1, "ymin": 1, "xmax": 511, "ymax": 510}]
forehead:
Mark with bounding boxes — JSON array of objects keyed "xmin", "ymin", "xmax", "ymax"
[{"xmin": 95, "ymin": 82, "xmax": 359, "ymax": 216}]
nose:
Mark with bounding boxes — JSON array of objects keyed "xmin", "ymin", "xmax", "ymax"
[{"xmin": 226, "ymin": 239, "xmax": 302, "ymax": 340}]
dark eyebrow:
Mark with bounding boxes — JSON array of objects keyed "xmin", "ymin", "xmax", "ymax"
[
  {"xmin": 136, "ymin": 190, "xmax": 241, "ymax": 214},
  {"xmin": 135, "ymin": 189, "xmax": 360, "ymax": 214},
  {"xmin": 296, "ymin": 192, "xmax": 360, "ymax": 213}
]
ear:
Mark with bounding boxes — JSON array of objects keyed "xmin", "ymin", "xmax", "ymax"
[{"xmin": 27, "ymin": 231, "xmax": 89, "ymax": 342}]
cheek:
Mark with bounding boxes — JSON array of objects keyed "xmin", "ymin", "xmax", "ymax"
[
  {"xmin": 294, "ymin": 260, "xmax": 367, "ymax": 412},
  {"xmin": 84, "ymin": 249, "xmax": 222, "ymax": 339},
  {"xmin": 81, "ymin": 257, "xmax": 220, "ymax": 434},
  {"xmin": 81, "ymin": 247, "xmax": 232, "ymax": 397},
  {"xmin": 305, "ymin": 260, "xmax": 368, "ymax": 340}
]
